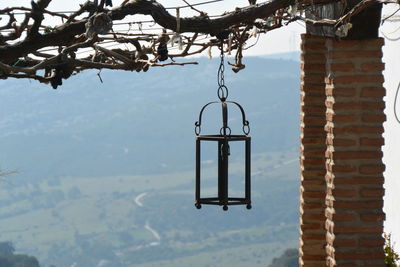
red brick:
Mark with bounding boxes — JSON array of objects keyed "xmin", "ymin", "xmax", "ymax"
[
  {"xmin": 359, "ymin": 238, "xmax": 385, "ymax": 247},
  {"xmin": 301, "ymin": 37, "xmax": 326, "ymax": 49},
  {"xmin": 330, "ymin": 50, "xmax": 383, "ymax": 59},
  {"xmin": 330, "ymin": 63, "xmax": 355, "ymax": 72},
  {"xmin": 301, "ymin": 83, "xmax": 326, "ymax": 93},
  {"xmin": 325, "ymin": 87, "xmax": 356, "ymax": 97},
  {"xmin": 360, "ymin": 188, "xmax": 385, "ymax": 197},
  {"xmin": 302, "ymin": 254, "xmax": 326, "ymax": 261},
  {"xmin": 302, "ymin": 213, "xmax": 326, "ymax": 221},
  {"xmin": 335, "ymin": 251, "xmax": 384, "ymax": 260},
  {"xmin": 326, "ymin": 150, "xmax": 383, "ymax": 160},
  {"xmin": 301, "ymin": 158, "xmax": 326, "ymax": 167},
  {"xmin": 326, "ymin": 137, "xmax": 357, "ymax": 146},
  {"xmin": 301, "ymin": 43, "xmax": 326, "ymax": 52},
  {"xmin": 301, "ymin": 62, "xmax": 326, "ymax": 72},
  {"xmin": 327, "ymin": 212, "xmax": 358, "ymax": 221},
  {"xmin": 360, "ymin": 63, "xmax": 385, "ymax": 72},
  {"xmin": 362, "ymin": 114, "xmax": 386, "ymax": 123},
  {"xmin": 360, "ymin": 138, "xmax": 384, "ymax": 146},
  {"xmin": 325, "ymin": 101, "xmax": 385, "ymax": 111},
  {"xmin": 302, "ymin": 169, "xmax": 327, "ymax": 177},
  {"xmin": 360, "ymin": 213, "xmax": 386, "ymax": 222},
  {"xmin": 302, "ymin": 137, "xmax": 327, "ymax": 144},
  {"xmin": 334, "ymin": 225, "xmax": 383, "ymax": 234},
  {"xmin": 302, "ymin": 73, "xmax": 326, "ymax": 83},
  {"xmin": 303, "ymin": 191, "xmax": 327, "ymax": 199},
  {"xmin": 334, "ymin": 238, "xmax": 358, "ymax": 247},
  {"xmin": 331, "ymin": 165, "xmax": 357, "ymax": 173},
  {"xmin": 361, "ymin": 87, "xmax": 386, "ymax": 98},
  {"xmin": 365, "ymin": 264, "xmax": 387, "ymax": 267},
  {"xmin": 302, "ymin": 105, "xmax": 327, "ymax": 114},
  {"xmin": 302, "ymin": 180, "xmax": 326, "ymax": 187},
  {"xmin": 334, "ymin": 264, "xmax": 357, "ymax": 267},
  {"xmin": 303, "ymin": 202, "xmax": 328, "ymax": 210},
  {"xmin": 330, "ymin": 188, "xmax": 358, "ymax": 198},
  {"xmin": 359, "ymin": 164, "xmax": 385, "ymax": 175},
  {"xmin": 301, "ymin": 53, "xmax": 326, "ymax": 63},
  {"xmin": 334, "ymin": 200, "xmax": 383, "ymax": 210},
  {"xmin": 303, "ymin": 150, "xmax": 327, "ymax": 158},
  {"xmin": 329, "ymin": 38, "xmax": 384, "ymax": 49},
  {"xmin": 301, "ymin": 223, "xmax": 325, "ymax": 231},
  {"xmin": 303, "ymin": 115, "xmax": 327, "ymax": 124},
  {"xmin": 302, "ymin": 233, "xmax": 327, "ymax": 241},
  {"xmin": 302, "ymin": 127, "xmax": 326, "ymax": 136},
  {"xmin": 330, "ymin": 75, "xmax": 384, "ymax": 84},
  {"xmin": 327, "ymin": 126, "xmax": 384, "ymax": 135},
  {"xmin": 326, "ymin": 113, "xmax": 358, "ymax": 123},
  {"xmin": 301, "ymin": 94, "xmax": 325, "ymax": 103},
  {"xmin": 334, "ymin": 177, "xmax": 384, "ymax": 186}
]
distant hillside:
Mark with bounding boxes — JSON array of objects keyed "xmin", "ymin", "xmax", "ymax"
[
  {"xmin": 0, "ymin": 56, "xmax": 301, "ymax": 266},
  {"xmin": 0, "ymin": 56, "xmax": 300, "ymax": 181}
]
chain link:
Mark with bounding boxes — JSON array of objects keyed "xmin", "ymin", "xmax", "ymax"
[{"xmin": 217, "ymin": 40, "xmax": 228, "ymax": 101}]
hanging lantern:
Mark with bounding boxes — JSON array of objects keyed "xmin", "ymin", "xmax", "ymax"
[{"xmin": 194, "ymin": 34, "xmax": 251, "ymax": 211}]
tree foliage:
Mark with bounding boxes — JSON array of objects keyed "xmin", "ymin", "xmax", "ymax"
[
  {"xmin": 0, "ymin": 0, "xmax": 389, "ymax": 88},
  {"xmin": 0, "ymin": 241, "xmax": 15, "ymax": 255},
  {"xmin": 0, "ymin": 241, "xmax": 40, "ymax": 267},
  {"xmin": 384, "ymin": 233, "xmax": 400, "ymax": 267},
  {"xmin": 268, "ymin": 248, "xmax": 299, "ymax": 267}
]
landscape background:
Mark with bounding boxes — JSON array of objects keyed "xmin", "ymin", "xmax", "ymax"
[{"xmin": 0, "ymin": 55, "xmax": 301, "ymax": 266}]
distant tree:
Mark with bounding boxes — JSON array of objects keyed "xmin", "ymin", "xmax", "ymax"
[
  {"xmin": 0, "ymin": 254, "xmax": 40, "ymax": 267},
  {"xmin": 0, "ymin": 241, "xmax": 40, "ymax": 267},
  {"xmin": 0, "ymin": 241, "xmax": 15, "ymax": 255},
  {"xmin": 68, "ymin": 186, "xmax": 82, "ymax": 199},
  {"xmin": 268, "ymin": 248, "xmax": 298, "ymax": 267},
  {"xmin": 0, "ymin": 170, "xmax": 17, "ymax": 185}
]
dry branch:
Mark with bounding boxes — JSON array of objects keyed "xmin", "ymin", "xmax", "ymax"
[{"xmin": 0, "ymin": 0, "xmax": 391, "ymax": 87}]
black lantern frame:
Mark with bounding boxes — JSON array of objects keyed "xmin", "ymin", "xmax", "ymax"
[{"xmin": 194, "ymin": 100, "xmax": 251, "ymax": 211}]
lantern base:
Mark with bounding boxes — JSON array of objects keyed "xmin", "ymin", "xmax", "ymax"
[{"xmin": 195, "ymin": 197, "xmax": 251, "ymax": 210}]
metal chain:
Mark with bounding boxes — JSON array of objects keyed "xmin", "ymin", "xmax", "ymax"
[
  {"xmin": 218, "ymin": 42, "xmax": 225, "ymax": 87},
  {"xmin": 217, "ymin": 40, "xmax": 228, "ymax": 101}
]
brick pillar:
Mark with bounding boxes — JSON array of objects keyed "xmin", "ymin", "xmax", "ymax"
[
  {"xmin": 299, "ymin": 34, "xmax": 328, "ymax": 267},
  {"xmin": 324, "ymin": 38, "xmax": 386, "ymax": 267}
]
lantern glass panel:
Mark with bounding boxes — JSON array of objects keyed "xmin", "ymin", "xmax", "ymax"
[
  {"xmin": 198, "ymin": 141, "xmax": 220, "ymax": 198},
  {"xmin": 195, "ymin": 135, "xmax": 251, "ymax": 209},
  {"xmin": 228, "ymin": 141, "xmax": 246, "ymax": 197}
]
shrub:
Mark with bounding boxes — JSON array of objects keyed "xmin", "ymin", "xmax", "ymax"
[{"xmin": 384, "ymin": 233, "xmax": 400, "ymax": 267}]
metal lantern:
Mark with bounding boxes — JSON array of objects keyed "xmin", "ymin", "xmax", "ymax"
[{"xmin": 194, "ymin": 36, "xmax": 251, "ymax": 211}]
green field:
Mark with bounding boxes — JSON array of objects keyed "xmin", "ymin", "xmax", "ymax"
[{"xmin": 0, "ymin": 150, "xmax": 299, "ymax": 267}]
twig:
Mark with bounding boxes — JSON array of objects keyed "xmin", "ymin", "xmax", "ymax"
[
  {"xmin": 137, "ymin": 59, "xmax": 198, "ymax": 67},
  {"xmin": 181, "ymin": 0, "xmax": 208, "ymax": 16}
]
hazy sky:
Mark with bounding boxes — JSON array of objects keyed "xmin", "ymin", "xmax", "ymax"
[{"xmin": 1, "ymin": 0, "xmax": 400, "ymax": 250}]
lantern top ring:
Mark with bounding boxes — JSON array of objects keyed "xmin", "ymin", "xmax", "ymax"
[
  {"xmin": 218, "ymin": 85, "xmax": 228, "ymax": 101},
  {"xmin": 243, "ymin": 124, "xmax": 250, "ymax": 135},
  {"xmin": 220, "ymin": 126, "xmax": 232, "ymax": 136},
  {"xmin": 195, "ymin": 124, "xmax": 201, "ymax": 135}
]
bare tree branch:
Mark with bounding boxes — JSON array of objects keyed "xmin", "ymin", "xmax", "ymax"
[{"xmin": 0, "ymin": 0, "xmax": 391, "ymax": 87}]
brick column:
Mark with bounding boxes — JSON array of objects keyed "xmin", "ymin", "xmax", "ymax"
[
  {"xmin": 324, "ymin": 38, "xmax": 386, "ymax": 267},
  {"xmin": 299, "ymin": 34, "xmax": 328, "ymax": 267}
]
